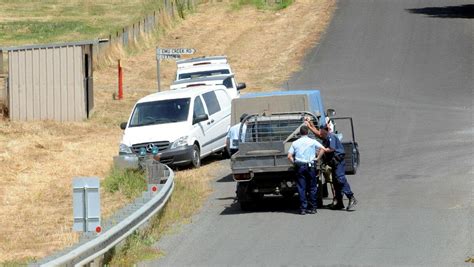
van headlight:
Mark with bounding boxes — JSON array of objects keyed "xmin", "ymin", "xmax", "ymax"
[
  {"xmin": 119, "ymin": 143, "xmax": 133, "ymax": 154},
  {"xmin": 170, "ymin": 136, "xmax": 188, "ymax": 149}
]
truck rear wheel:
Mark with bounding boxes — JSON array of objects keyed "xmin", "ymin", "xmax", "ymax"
[
  {"xmin": 237, "ymin": 182, "xmax": 256, "ymax": 211},
  {"xmin": 281, "ymin": 191, "xmax": 295, "ymax": 199}
]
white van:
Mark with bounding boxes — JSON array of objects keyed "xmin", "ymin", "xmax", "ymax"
[
  {"xmin": 170, "ymin": 74, "xmax": 245, "ymax": 99},
  {"xmin": 116, "ymin": 86, "xmax": 232, "ymax": 168},
  {"xmin": 174, "ymin": 56, "xmax": 246, "ymax": 96},
  {"xmin": 176, "ymin": 56, "xmax": 229, "ymax": 77}
]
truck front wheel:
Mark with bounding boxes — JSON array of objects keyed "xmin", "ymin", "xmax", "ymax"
[{"xmin": 191, "ymin": 144, "xmax": 201, "ymax": 168}]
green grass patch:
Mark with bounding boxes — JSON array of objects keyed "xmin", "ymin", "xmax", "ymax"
[
  {"xmin": 1, "ymin": 257, "xmax": 37, "ymax": 267},
  {"xmin": 232, "ymin": 0, "xmax": 293, "ymax": 10},
  {"xmin": 0, "ymin": 0, "xmax": 169, "ymax": 46},
  {"xmin": 275, "ymin": 0, "xmax": 293, "ymax": 10},
  {"xmin": 0, "ymin": 21, "xmax": 99, "ymax": 44},
  {"xmin": 103, "ymin": 168, "xmax": 147, "ymax": 199}
]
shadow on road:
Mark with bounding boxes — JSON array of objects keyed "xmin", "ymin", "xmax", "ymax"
[
  {"xmin": 219, "ymin": 196, "xmax": 302, "ymax": 215},
  {"xmin": 218, "ymin": 194, "xmax": 350, "ymax": 215},
  {"xmin": 216, "ymin": 174, "xmax": 234, "ymax": 183},
  {"xmin": 172, "ymin": 153, "xmax": 227, "ymax": 171},
  {"xmin": 406, "ymin": 4, "xmax": 474, "ymax": 19}
]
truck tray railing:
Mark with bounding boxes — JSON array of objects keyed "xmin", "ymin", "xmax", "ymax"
[{"xmin": 239, "ymin": 112, "xmax": 321, "ymax": 144}]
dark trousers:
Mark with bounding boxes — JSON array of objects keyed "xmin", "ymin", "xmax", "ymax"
[
  {"xmin": 333, "ymin": 160, "xmax": 354, "ymax": 203},
  {"xmin": 230, "ymin": 148, "xmax": 239, "ymax": 156},
  {"xmin": 295, "ymin": 164, "xmax": 318, "ymax": 211}
]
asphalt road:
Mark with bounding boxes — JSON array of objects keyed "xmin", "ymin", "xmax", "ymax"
[{"xmin": 142, "ymin": 1, "xmax": 473, "ymax": 266}]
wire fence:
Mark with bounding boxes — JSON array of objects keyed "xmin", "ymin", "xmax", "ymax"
[{"xmin": 93, "ymin": 0, "xmax": 197, "ymax": 62}]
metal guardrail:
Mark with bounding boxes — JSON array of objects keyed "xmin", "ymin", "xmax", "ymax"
[{"xmin": 33, "ymin": 163, "xmax": 175, "ymax": 267}]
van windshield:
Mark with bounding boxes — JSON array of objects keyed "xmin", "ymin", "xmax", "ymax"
[
  {"xmin": 129, "ymin": 98, "xmax": 190, "ymax": 127},
  {"xmin": 178, "ymin": 69, "xmax": 230, "ymax": 80}
]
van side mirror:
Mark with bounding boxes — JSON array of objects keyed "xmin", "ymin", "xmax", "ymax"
[
  {"xmin": 326, "ymin": 108, "xmax": 336, "ymax": 118},
  {"xmin": 193, "ymin": 114, "xmax": 209, "ymax": 124},
  {"xmin": 120, "ymin": 122, "xmax": 127, "ymax": 130},
  {"xmin": 237, "ymin": 83, "xmax": 246, "ymax": 90}
]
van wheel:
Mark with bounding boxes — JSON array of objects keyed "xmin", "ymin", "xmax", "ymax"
[
  {"xmin": 191, "ymin": 144, "xmax": 201, "ymax": 168},
  {"xmin": 222, "ymin": 147, "xmax": 231, "ymax": 159}
]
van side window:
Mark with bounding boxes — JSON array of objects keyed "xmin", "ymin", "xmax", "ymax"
[
  {"xmin": 203, "ymin": 91, "xmax": 221, "ymax": 115},
  {"xmin": 223, "ymin": 77, "xmax": 233, "ymax": 89},
  {"xmin": 215, "ymin": 90, "xmax": 230, "ymax": 109},
  {"xmin": 193, "ymin": 96, "xmax": 206, "ymax": 119}
]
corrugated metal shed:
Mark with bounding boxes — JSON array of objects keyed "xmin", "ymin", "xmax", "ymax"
[{"xmin": 0, "ymin": 40, "xmax": 96, "ymax": 121}]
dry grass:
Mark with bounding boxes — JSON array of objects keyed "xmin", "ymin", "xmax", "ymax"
[
  {"xmin": 95, "ymin": 0, "xmax": 336, "ymax": 92},
  {"xmin": 0, "ymin": 121, "xmax": 128, "ymax": 261},
  {"xmin": 0, "ymin": 0, "xmax": 335, "ymax": 263},
  {"xmin": 108, "ymin": 160, "xmax": 226, "ymax": 265}
]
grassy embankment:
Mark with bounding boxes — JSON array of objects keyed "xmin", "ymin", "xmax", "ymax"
[
  {"xmin": 0, "ymin": 0, "xmax": 336, "ymax": 264},
  {"xmin": 0, "ymin": 0, "xmax": 169, "ymax": 46}
]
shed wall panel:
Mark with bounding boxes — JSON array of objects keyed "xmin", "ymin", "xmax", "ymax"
[
  {"xmin": 39, "ymin": 48, "xmax": 47, "ymax": 120},
  {"xmin": 9, "ymin": 51, "xmax": 18, "ymax": 120},
  {"xmin": 46, "ymin": 48, "xmax": 54, "ymax": 119},
  {"xmin": 66, "ymin": 46, "xmax": 75, "ymax": 120},
  {"xmin": 60, "ymin": 47, "xmax": 68, "ymax": 121},
  {"xmin": 84, "ymin": 44, "xmax": 94, "ymax": 115},
  {"xmin": 74, "ymin": 46, "xmax": 85, "ymax": 120},
  {"xmin": 7, "ymin": 45, "xmax": 88, "ymax": 121},
  {"xmin": 18, "ymin": 50, "xmax": 27, "ymax": 121},
  {"xmin": 32, "ymin": 49, "xmax": 41, "ymax": 120},
  {"xmin": 26, "ymin": 49, "xmax": 34, "ymax": 120},
  {"xmin": 53, "ymin": 48, "xmax": 61, "ymax": 121}
]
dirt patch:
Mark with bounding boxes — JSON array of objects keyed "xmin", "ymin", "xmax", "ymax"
[{"xmin": 0, "ymin": 0, "xmax": 335, "ymax": 262}]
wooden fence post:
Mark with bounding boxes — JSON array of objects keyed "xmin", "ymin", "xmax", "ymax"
[{"xmin": 0, "ymin": 51, "xmax": 3, "ymax": 74}]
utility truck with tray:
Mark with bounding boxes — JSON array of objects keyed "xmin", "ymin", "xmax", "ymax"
[{"xmin": 230, "ymin": 90, "xmax": 360, "ymax": 210}]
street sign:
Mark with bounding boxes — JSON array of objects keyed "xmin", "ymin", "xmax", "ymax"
[
  {"xmin": 73, "ymin": 177, "xmax": 101, "ymax": 233},
  {"xmin": 157, "ymin": 54, "xmax": 181, "ymax": 60},
  {"xmin": 157, "ymin": 48, "xmax": 196, "ymax": 55},
  {"xmin": 155, "ymin": 47, "xmax": 196, "ymax": 92},
  {"xmin": 156, "ymin": 48, "xmax": 195, "ymax": 60}
]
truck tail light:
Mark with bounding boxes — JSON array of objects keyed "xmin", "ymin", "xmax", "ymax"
[{"xmin": 233, "ymin": 173, "xmax": 251, "ymax": 181}]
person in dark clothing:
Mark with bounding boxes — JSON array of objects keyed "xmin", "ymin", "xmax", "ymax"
[{"xmin": 307, "ymin": 122, "xmax": 358, "ymax": 211}]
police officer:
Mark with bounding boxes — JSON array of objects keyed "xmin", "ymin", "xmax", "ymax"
[
  {"xmin": 288, "ymin": 125, "xmax": 328, "ymax": 215},
  {"xmin": 226, "ymin": 113, "xmax": 248, "ymax": 156},
  {"xmin": 317, "ymin": 124, "xmax": 358, "ymax": 211}
]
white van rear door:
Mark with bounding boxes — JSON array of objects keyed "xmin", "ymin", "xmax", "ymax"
[
  {"xmin": 201, "ymin": 90, "xmax": 229, "ymax": 153},
  {"xmin": 205, "ymin": 89, "xmax": 232, "ymax": 152},
  {"xmin": 214, "ymin": 90, "xmax": 232, "ymax": 149},
  {"xmin": 192, "ymin": 96, "xmax": 212, "ymax": 156}
]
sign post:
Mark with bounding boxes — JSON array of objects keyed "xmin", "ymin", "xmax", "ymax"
[
  {"xmin": 156, "ymin": 48, "xmax": 196, "ymax": 92},
  {"xmin": 156, "ymin": 58, "xmax": 161, "ymax": 92}
]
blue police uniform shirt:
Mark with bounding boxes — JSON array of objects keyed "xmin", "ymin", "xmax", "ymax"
[
  {"xmin": 227, "ymin": 123, "xmax": 246, "ymax": 149},
  {"xmin": 288, "ymin": 135, "xmax": 325, "ymax": 163},
  {"xmin": 325, "ymin": 132, "xmax": 345, "ymax": 157}
]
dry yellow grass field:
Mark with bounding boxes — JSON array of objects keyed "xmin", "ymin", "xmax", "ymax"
[{"xmin": 0, "ymin": 0, "xmax": 335, "ymax": 262}]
